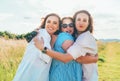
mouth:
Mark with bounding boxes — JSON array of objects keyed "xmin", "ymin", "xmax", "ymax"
[
  {"xmin": 66, "ymin": 30, "xmax": 72, "ymax": 34},
  {"xmin": 48, "ymin": 27, "xmax": 53, "ymax": 31},
  {"xmin": 79, "ymin": 26, "xmax": 83, "ymax": 28}
]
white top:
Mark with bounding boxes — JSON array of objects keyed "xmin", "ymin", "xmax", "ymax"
[
  {"xmin": 67, "ymin": 31, "xmax": 98, "ymax": 81},
  {"xmin": 29, "ymin": 29, "xmax": 52, "ymax": 63},
  {"xmin": 13, "ymin": 29, "xmax": 52, "ymax": 81},
  {"xmin": 67, "ymin": 31, "xmax": 97, "ymax": 58}
]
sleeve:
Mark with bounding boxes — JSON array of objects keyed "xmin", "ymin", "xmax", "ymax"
[
  {"xmin": 58, "ymin": 32, "xmax": 74, "ymax": 45},
  {"xmin": 36, "ymin": 29, "xmax": 52, "ymax": 63},
  {"xmin": 67, "ymin": 40, "xmax": 87, "ymax": 59},
  {"xmin": 67, "ymin": 33, "xmax": 97, "ymax": 60},
  {"xmin": 39, "ymin": 51, "xmax": 51, "ymax": 64}
]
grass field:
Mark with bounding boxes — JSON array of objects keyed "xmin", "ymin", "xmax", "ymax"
[
  {"xmin": 97, "ymin": 41, "xmax": 120, "ymax": 81},
  {"xmin": 0, "ymin": 38, "xmax": 27, "ymax": 81},
  {"xmin": 0, "ymin": 38, "xmax": 120, "ymax": 81}
]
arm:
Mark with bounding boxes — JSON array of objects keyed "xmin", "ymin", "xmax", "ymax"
[
  {"xmin": 34, "ymin": 35, "xmax": 96, "ymax": 63},
  {"xmin": 48, "ymin": 39, "xmax": 74, "ymax": 63},
  {"xmin": 62, "ymin": 40, "xmax": 74, "ymax": 51},
  {"xmin": 46, "ymin": 49, "xmax": 73, "ymax": 63},
  {"xmin": 76, "ymin": 54, "xmax": 98, "ymax": 64},
  {"xmin": 34, "ymin": 36, "xmax": 74, "ymax": 63}
]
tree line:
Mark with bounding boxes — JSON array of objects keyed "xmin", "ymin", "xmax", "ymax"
[{"xmin": 0, "ymin": 31, "xmax": 34, "ymax": 40}]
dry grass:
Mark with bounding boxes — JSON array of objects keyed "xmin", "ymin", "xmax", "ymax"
[
  {"xmin": 97, "ymin": 41, "xmax": 120, "ymax": 81},
  {"xmin": 0, "ymin": 38, "xmax": 120, "ymax": 81},
  {"xmin": 0, "ymin": 38, "xmax": 27, "ymax": 81}
]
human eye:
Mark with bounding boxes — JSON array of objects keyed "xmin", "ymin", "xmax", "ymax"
[
  {"xmin": 83, "ymin": 19, "xmax": 87, "ymax": 22},
  {"xmin": 77, "ymin": 18, "xmax": 81, "ymax": 21},
  {"xmin": 53, "ymin": 21, "xmax": 57, "ymax": 24},
  {"xmin": 47, "ymin": 20, "xmax": 51, "ymax": 23}
]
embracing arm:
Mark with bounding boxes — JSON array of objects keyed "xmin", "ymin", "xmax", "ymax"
[
  {"xmin": 34, "ymin": 36, "xmax": 74, "ymax": 63},
  {"xmin": 46, "ymin": 49, "xmax": 73, "ymax": 63},
  {"xmin": 34, "ymin": 36, "xmax": 98, "ymax": 64},
  {"xmin": 76, "ymin": 54, "xmax": 98, "ymax": 64},
  {"xmin": 46, "ymin": 39, "xmax": 74, "ymax": 63}
]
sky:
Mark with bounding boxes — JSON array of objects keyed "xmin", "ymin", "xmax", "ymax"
[{"xmin": 0, "ymin": 0, "xmax": 120, "ymax": 39}]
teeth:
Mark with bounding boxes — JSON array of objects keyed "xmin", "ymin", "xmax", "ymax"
[
  {"xmin": 66, "ymin": 31, "xmax": 70, "ymax": 33},
  {"xmin": 49, "ymin": 27, "xmax": 53, "ymax": 30}
]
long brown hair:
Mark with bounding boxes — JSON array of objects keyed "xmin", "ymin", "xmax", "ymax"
[
  {"xmin": 40, "ymin": 13, "xmax": 61, "ymax": 35},
  {"xmin": 73, "ymin": 10, "xmax": 93, "ymax": 33}
]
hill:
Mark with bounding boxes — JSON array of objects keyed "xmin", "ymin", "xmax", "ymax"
[{"xmin": 99, "ymin": 39, "xmax": 120, "ymax": 42}]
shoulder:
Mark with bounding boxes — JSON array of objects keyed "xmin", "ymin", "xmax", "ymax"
[
  {"xmin": 59, "ymin": 32, "xmax": 73, "ymax": 38},
  {"xmin": 38, "ymin": 29, "xmax": 51, "ymax": 40},
  {"xmin": 75, "ymin": 31, "xmax": 96, "ymax": 46},
  {"xmin": 59, "ymin": 32, "xmax": 71, "ymax": 36},
  {"xmin": 39, "ymin": 29, "xmax": 46, "ymax": 33},
  {"xmin": 77, "ymin": 31, "xmax": 95, "ymax": 41},
  {"xmin": 55, "ymin": 32, "xmax": 74, "ymax": 45},
  {"xmin": 58, "ymin": 32, "xmax": 74, "ymax": 41},
  {"xmin": 38, "ymin": 29, "xmax": 49, "ymax": 36}
]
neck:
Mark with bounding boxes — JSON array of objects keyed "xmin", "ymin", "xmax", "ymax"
[
  {"xmin": 50, "ymin": 35, "xmax": 57, "ymax": 49},
  {"xmin": 77, "ymin": 31, "xmax": 83, "ymax": 35}
]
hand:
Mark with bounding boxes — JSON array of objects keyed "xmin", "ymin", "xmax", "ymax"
[
  {"xmin": 76, "ymin": 54, "xmax": 98, "ymax": 64},
  {"xmin": 33, "ymin": 36, "xmax": 44, "ymax": 50}
]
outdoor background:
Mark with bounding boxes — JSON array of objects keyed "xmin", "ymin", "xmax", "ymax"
[{"xmin": 0, "ymin": 0, "xmax": 120, "ymax": 81}]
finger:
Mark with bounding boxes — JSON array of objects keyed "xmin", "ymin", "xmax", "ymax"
[
  {"xmin": 41, "ymin": 37, "xmax": 44, "ymax": 44},
  {"xmin": 33, "ymin": 36, "xmax": 38, "ymax": 42}
]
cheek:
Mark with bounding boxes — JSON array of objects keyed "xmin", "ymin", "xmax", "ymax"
[
  {"xmin": 75, "ymin": 22, "xmax": 78, "ymax": 26},
  {"xmin": 84, "ymin": 24, "xmax": 89, "ymax": 29},
  {"xmin": 52, "ymin": 25, "xmax": 57, "ymax": 30},
  {"xmin": 71, "ymin": 29, "xmax": 74, "ymax": 34},
  {"xmin": 61, "ymin": 28, "xmax": 66, "ymax": 32},
  {"xmin": 85, "ymin": 22, "xmax": 89, "ymax": 26},
  {"xmin": 71, "ymin": 28, "xmax": 74, "ymax": 31},
  {"xmin": 55, "ymin": 24, "xmax": 59, "ymax": 29}
]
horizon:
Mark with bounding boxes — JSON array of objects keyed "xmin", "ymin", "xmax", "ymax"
[{"xmin": 0, "ymin": 0, "xmax": 120, "ymax": 39}]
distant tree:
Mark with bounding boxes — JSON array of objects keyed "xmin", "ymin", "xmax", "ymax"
[
  {"xmin": 16, "ymin": 34, "xmax": 25, "ymax": 39},
  {"xmin": 24, "ymin": 31, "xmax": 37, "ymax": 42},
  {"xmin": 0, "ymin": 31, "xmax": 4, "ymax": 37},
  {"xmin": 0, "ymin": 30, "xmax": 37, "ymax": 41}
]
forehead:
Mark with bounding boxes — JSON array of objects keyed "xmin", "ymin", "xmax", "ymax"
[
  {"xmin": 76, "ymin": 13, "xmax": 89, "ymax": 19},
  {"xmin": 63, "ymin": 19, "xmax": 72, "ymax": 23},
  {"xmin": 47, "ymin": 16, "xmax": 59, "ymax": 21}
]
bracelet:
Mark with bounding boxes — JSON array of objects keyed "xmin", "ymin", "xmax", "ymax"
[{"xmin": 42, "ymin": 47, "xmax": 48, "ymax": 53}]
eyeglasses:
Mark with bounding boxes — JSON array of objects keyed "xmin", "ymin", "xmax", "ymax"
[{"xmin": 61, "ymin": 23, "xmax": 74, "ymax": 28}]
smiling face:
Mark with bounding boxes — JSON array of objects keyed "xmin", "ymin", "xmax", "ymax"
[
  {"xmin": 75, "ymin": 12, "xmax": 89, "ymax": 34},
  {"xmin": 61, "ymin": 18, "xmax": 74, "ymax": 35},
  {"xmin": 45, "ymin": 16, "xmax": 59, "ymax": 35}
]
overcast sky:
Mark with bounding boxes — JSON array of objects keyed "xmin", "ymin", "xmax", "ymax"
[{"xmin": 0, "ymin": 0, "xmax": 120, "ymax": 39}]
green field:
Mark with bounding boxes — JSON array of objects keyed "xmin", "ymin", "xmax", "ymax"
[{"xmin": 0, "ymin": 38, "xmax": 120, "ymax": 81}]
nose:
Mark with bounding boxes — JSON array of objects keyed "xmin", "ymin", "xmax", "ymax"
[{"xmin": 48, "ymin": 22, "xmax": 54, "ymax": 26}]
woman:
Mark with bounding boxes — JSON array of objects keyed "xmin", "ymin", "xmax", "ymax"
[
  {"xmin": 13, "ymin": 13, "xmax": 61, "ymax": 81},
  {"xmin": 49, "ymin": 17, "xmax": 82, "ymax": 81},
  {"xmin": 34, "ymin": 10, "xmax": 98, "ymax": 81}
]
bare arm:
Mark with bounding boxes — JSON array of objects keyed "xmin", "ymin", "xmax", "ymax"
[
  {"xmin": 46, "ymin": 49, "xmax": 73, "ymax": 63},
  {"xmin": 34, "ymin": 36, "xmax": 98, "ymax": 64},
  {"xmin": 48, "ymin": 39, "xmax": 74, "ymax": 63},
  {"xmin": 62, "ymin": 40, "xmax": 74, "ymax": 52},
  {"xmin": 76, "ymin": 54, "xmax": 98, "ymax": 64},
  {"xmin": 34, "ymin": 36, "xmax": 74, "ymax": 63}
]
